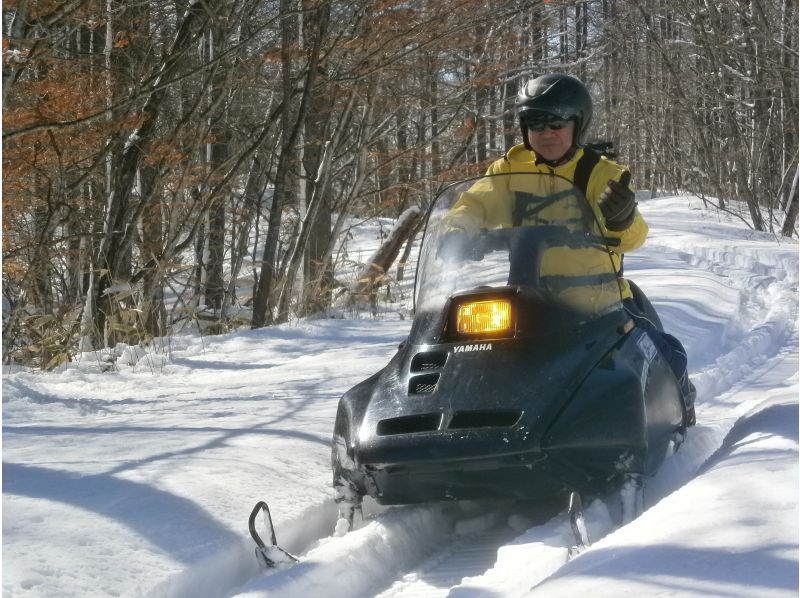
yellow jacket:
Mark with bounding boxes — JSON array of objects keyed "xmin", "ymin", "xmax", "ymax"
[{"xmin": 447, "ymin": 144, "xmax": 647, "ymax": 300}]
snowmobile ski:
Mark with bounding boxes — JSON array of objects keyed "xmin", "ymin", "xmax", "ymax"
[
  {"xmin": 248, "ymin": 501, "xmax": 299, "ymax": 568},
  {"xmin": 333, "ymin": 476, "xmax": 364, "ymax": 535},
  {"xmin": 620, "ymin": 474, "xmax": 644, "ymax": 525},
  {"xmin": 567, "ymin": 491, "xmax": 589, "ymax": 557}
]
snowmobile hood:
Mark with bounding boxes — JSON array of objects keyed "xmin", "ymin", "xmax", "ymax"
[{"xmin": 354, "ymin": 309, "xmax": 627, "ymax": 466}]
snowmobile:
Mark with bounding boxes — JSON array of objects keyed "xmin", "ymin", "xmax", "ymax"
[{"xmin": 330, "ymin": 172, "xmax": 692, "ymax": 532}]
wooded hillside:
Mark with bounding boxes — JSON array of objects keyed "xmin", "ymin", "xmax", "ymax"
[{"xmin": 3, "ymin": 0, "xmax": 797, "ymax": 367}]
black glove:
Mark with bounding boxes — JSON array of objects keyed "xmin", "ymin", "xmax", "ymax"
[{"xmin": 599, "ymin": 171, "xmax": 636, "ymax": 231}]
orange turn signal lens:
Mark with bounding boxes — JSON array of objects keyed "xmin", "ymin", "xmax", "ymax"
[{"xmin": 456, "ymin": 299, "xmax": 512, "ymax": 335}]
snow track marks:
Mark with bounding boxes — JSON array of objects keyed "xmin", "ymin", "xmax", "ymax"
[{"xmin": 231, "ymin": 223, "xmax": 797, "ymax": 598}]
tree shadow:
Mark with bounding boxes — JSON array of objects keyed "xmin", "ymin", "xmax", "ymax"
[
  {"xmin": 3, "ymin": 462, "xmax": 239, "ymax": 564},
  {"xmin": 532, "ymin": 543, "xmax": 798, "ymax": 594},
  {"xmin": 168, "ymin": 357, "xmax": 277, "ymax": 370},
  {"xmin": 4, "ymin": 374, "xmax": 334, "ymax": 478},
  {"xmin": 4, "ymin": 422, "xmax": 330, "ymax": 477},
  {"xmin": 3, "ymin": 378, "xmax": 164, "ymax": 414},
  {"xmin": 699, "ymin": 402, "xmax": 798, "ymax": 475}
]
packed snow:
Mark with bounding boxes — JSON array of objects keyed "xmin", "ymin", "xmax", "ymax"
[{"xmin": 3, "ymin": 194, "xmax": 798, "ymax": 598}]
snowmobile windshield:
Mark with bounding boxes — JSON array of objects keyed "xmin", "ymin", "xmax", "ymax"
[{"xmin": 415, "ymin": 172, "xmax": 624, "ymax": 323}]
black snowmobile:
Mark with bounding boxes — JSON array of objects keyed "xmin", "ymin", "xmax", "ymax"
[{"xmin": 330, "ymin": 172, "xmax": 691, "ymax": 532}]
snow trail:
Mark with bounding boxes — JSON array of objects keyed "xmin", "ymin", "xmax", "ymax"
[
  {"xmin": 2, "ymin": 196, "xmax": 797, "ymax": 598},
  {"xmin": 228, "ymin": 199, "xmax": 798, "ymax": 597}
]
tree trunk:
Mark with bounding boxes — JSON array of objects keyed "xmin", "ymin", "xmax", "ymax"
[
  {"xmin": 349, "ymin": 206, "xmax": 422, "ymax": 303},
  {"xmin": 203, "ymin": 27, "xmax": 229, "ymax": 313},
  {"xmin": 277, "ymin": 141, "xmax": 332, "ymax": 319},
  {"xmin": 781, "ymin": 167, "xmax": 799, "ymax": 237},
  {"xmin": 253, "ymin": 0, "xmax": 324, "ymax": 327},
  {"xmin": 90, "ymin": 0, "xmax": 222, "ymax": 346},
  {"xmin": 225, "ymin": 150, "xmax": 268, "ymax": 315},
  {"xmin": 138, "ymin": 162, "xmax": 166, "ymax": 339}
]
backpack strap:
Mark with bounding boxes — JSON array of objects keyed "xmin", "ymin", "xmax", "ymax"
[
  {"xmin": 573, "ymin": 147, "xmax": 601, "ymax": 199},
  {"xmin": 574, "ymin": 146, "xmax": 628, "ymax": 277}
]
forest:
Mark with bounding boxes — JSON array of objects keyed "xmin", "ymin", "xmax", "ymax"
[{"xmin": 2, "ymin": 0, "xmax": 798, "ymax": 368}]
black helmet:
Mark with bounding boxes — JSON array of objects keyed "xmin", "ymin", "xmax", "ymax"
[{"xmin": 516, "ymin": 73, "xmax": 593, "ymax": 149}]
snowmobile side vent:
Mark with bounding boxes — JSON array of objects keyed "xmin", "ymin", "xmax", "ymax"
[
  {"xmin": 448, "ymin": 410, "xmax": 522, "ymax": 429},
  {"xmin": 408, "ymin": 373, "xmax": 440, "ymax": 394},
  {"xmin": 410, "ymin": 351, "xmax": 448, "ymax": 372},
  {"xmin": 377, "ymin": 413, "xmax": 442, "ymax": 436}
]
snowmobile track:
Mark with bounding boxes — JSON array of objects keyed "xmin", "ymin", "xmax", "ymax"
[
  {"xmin": 374, "ymin": 505, "xmax": 572, "ymax": 598},
  {"xmin": 240, "ymin": 497, "xmax": 609, "ymax": 597},
  {"xmin": 376, "ymin": 527, "xmax": 521, "ymax": 598}
]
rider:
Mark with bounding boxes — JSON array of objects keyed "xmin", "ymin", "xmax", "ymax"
[{"xmin": 445, "ymin": 73, "xmax": 696, "ymax": 424}]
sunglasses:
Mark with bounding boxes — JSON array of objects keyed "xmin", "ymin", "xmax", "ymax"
[{"xmin": 525, "ymin": 118, "xmax": 572, "ymax": 132}]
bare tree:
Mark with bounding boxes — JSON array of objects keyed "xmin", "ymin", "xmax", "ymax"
[{"xmin": 3, "ymin": 0, "xmax": 797, "ymax": 365}]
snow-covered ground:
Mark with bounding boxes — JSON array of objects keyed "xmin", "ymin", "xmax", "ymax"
[{"xmin": 3, "ymin": 195, "xmax": 798, "ymax": 597}]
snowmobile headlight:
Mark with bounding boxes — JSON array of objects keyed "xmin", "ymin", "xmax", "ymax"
[{"xmin": 456, "ymin": 299, "xmax": 512, "ymax": 335}]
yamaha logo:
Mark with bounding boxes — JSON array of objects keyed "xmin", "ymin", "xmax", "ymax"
[{"xmin": 452, "ymin": 343, "xmax": 493, "ymax": 353}]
